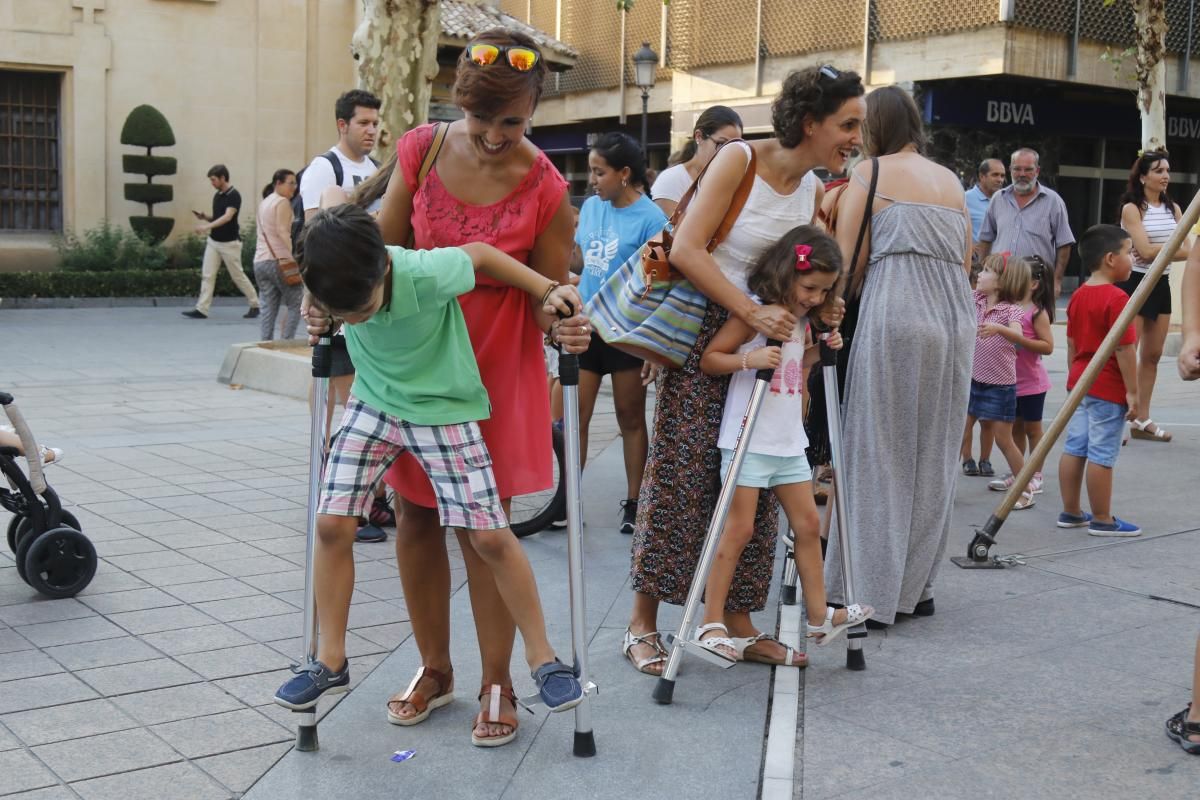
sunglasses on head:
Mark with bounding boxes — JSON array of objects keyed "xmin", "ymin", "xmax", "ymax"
[
  {"xmin": 818, "ymin": 64, "xmax": 841, "ymax": 81},
  {"xmin": 467, "ymin": 43, "xmax": 541, "ymax": 72}
]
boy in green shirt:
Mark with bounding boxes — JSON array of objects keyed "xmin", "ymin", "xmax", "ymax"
[{"xmin": 274, "ymin": 205, "xmax": 584, "ymax": 724}]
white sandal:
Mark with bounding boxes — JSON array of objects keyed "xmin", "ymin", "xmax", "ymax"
[
  {"xmin": 692, "ymin": 622, "xmax": 738, "ymax": 663},
  {"xmin": 38, "ymin": 446, "xmax": 63, "ymax": 467},
  {"xmin": 807, "ymin": 603, "xmax": 874, "ymax": 647},
  {"xmin": 622, "ymin": 628, "xmax": 668, "ymax": 675},
  {"xmin": 1130, "ymin": 418, "xmax": 1172, "ymax": 442}
]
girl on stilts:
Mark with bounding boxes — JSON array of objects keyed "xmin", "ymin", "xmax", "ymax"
[{"xmin": 695, "ymin": 225, "xmax": 873, "ymax": 663}]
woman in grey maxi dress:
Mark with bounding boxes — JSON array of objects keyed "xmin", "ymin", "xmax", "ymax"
[{"xmin": 824, "ymin": 86, "xmax": 975, "ymax": 625}]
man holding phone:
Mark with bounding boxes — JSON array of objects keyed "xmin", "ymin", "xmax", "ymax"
[{"xmin": 183, "ymin": 164, "xmax": 260, "ymax": 319}]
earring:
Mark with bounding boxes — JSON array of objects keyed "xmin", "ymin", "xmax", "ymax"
[{"xmin": 622, "ymin": 178, "xmax": 627, "ymax": 187}]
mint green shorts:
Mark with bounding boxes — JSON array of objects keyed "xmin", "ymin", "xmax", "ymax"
[{"xmin": 719, "ymin": 448, "xmax": 813, "ymax": 489}]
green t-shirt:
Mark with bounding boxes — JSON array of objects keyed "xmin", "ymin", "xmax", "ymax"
[{"xmin": 343, "ymin": 245, "xmax": 489, "ymax": 426}]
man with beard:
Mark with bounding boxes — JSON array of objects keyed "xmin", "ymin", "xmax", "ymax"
[{"xmin": 979, "ymin": 147, "xmax": 1075, "ymax": 297}]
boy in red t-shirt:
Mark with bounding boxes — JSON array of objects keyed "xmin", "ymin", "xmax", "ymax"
[{"xmin": 1057, "ymin": 224, "xmax": 1141, "ymax": 536}]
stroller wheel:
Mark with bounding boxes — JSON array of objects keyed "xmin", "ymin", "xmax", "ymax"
[
  {"xmin": 22, "ymin": 527, "xmax": 97, "ymax": 599},
  {"xmin": 6, "ymin": 515, "xmax": 25, "ymax": 554},
  {"xmin": 7, "ymin": 508, "xmax": 79, "ymax": 555}
]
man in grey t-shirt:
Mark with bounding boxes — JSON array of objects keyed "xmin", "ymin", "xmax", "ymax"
[{"xmin": 978, "ymin": 148, "xmax": 1075, "ymax": 297}]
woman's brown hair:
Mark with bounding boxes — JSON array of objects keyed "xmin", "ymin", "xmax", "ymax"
[
  {"xmin": 350, "ymin": 150, "xmax": 397, "ymax": 210},
  {"xmin": 453, "ymin": 28, "xmax": 548, "ymax": 117},
  {"xmin": 863, "ymin": 85, "xmax": 926, "ymax": 157}
]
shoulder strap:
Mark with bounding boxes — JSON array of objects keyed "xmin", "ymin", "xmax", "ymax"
[
  {"xmin": 668, "ymin": 139, "xmax": 746, "ymax": 224},
  {"xmin": 417, "ymin": 123, "xmax": 447, "ymax": 188},
  {"xmin": 846, "ymin": 157, "xmax": 879, "ymax": 299},
  {"xmin": 322, "ymin": 151, "xmax": 344, "ymax": 188},
  {"xmin": 708, "ymin": 145, "xmax": 757, "ymax": 251},
  {"xmin": 664, "ymin": 139, "xmax": 756, "ymax": 252},
  {"xmin": 258, "ymin": 198, "xmax": 281, "ymax": 261}
]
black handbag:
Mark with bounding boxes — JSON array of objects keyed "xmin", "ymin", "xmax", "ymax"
[{"xmin": 805, "ymin": 158, "xmax": 878, "ymax": 466}]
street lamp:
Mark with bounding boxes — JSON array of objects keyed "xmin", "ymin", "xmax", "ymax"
[{"xmin": 633, "ymin": 42, "xmax": 658, "ymax": 157}]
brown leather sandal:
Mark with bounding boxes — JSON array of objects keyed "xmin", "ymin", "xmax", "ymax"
[
  {"xmin": 471, "ymin": 684, "xmax": 519, "ymax": 748},
  {"xmin": 386, "ymin": 665, "xmax": 454, "ymax": 726}
]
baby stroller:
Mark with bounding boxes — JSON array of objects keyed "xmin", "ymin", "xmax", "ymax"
[{"xmin": 1, "ymin": 392, "xmax": 97, "ymax": 598}]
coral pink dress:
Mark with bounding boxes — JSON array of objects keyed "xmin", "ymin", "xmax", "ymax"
[{"xmin": 384, "ymin": 123, "xmax": 568, "ymax": 504}]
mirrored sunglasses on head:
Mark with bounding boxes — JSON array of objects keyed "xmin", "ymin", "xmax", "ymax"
[
  {"xmin": 467, "ymin": 43, "xmax": 541, "ymax": 72},
  {"xmin": 818, "ymin": 64, "xmax": 840, "ymax": 81}
]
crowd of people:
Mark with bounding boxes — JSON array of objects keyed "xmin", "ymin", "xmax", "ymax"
[{"xmin": 236, "ymin": 27, "xmax": 1199, "ymax": 757}]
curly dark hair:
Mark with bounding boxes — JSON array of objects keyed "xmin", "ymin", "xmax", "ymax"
[
  {"xmin": 453, "ymin": 28, "xmax": 548, "ymax": 117},
  {"xmin": 747, "ymin": 224, "xmax": 842, "ymax": 306},
  {"xmin": 771, "ymin": 65, "xmax": 864, "ymax": 149}
]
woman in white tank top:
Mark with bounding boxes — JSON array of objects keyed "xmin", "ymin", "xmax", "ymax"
[
  {"xmin": 624, "ymin": 65, "xmax": 868, "ymax": 674},
  {"xmin": 1118, "ymin": 151, "xmax": 1191, "ymax": 442}
]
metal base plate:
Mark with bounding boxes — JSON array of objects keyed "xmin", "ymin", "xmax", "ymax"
[
  {"xmin": 950, "ymin": 556, "xmax": 1009, "ymax": 570},
  {"xmin": 662, "ymin": 633, "xmax": 738, "ymax": 670},
  {"xmin": 518, "ymin": 681, "xmax": 597, "ymax": 713}
]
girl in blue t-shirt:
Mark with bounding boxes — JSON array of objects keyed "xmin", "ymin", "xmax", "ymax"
[{"xmin": 572, "ymin": 132, "xmax": 667, "ymax": 533}]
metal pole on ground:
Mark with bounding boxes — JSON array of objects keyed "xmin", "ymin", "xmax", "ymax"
[
  {"xmin": 820, "ymin": 341, "xmax": 867, "ymax": 670},
  {"xmin": 558, "ymin": 341, "xmax": 597, "ymax": 757},
  {"xmin": 295, "ymin": 334, "xmax": 332, "ymax": 751},
  {"xmin": 954, "ymin": 188, "xmax": 1200, "ymax": 568},
  {"xmin": 653, "ymin": 341, "xmax": 782, "ymax": 704}
]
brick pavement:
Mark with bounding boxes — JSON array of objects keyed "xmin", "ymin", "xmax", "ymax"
[{"xmin": 0, "ymin": 305, "xmax": 630, "ymax": 798}]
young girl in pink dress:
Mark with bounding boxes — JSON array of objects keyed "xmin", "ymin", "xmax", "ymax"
[{"xmin": 963, "ymin": 253, "xmax": 1035, "ymax": 509}]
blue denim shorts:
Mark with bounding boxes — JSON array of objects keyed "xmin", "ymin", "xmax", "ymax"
[
  {"xmin": 968, "ymin": 380, "xmax": 1017, "ymax": 422},
  {"xmin": 720, "ymin": 448, "xmax": 813, "ymax": 489},
  {"xmin": 1063, "ymin": 396, "xmax": 1127, "ymax": 468}
]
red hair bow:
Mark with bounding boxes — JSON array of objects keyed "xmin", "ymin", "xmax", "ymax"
[{"xmin": 795, "ymin": 244, "xmax": 813, "ymax": 272}]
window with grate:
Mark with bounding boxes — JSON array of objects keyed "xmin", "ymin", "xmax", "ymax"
[{"xmin": 0, "ymin": 70, "xmax": 62, "ymax": 232}]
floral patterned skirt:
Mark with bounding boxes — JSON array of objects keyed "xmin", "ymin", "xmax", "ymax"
[{"xmin": 630, "ymin": 302, "xmax": 780, "ymax": 612}]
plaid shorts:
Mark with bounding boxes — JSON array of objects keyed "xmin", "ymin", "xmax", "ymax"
[{"xmin": 317, "ymin": 397, "xmax": 508, "ymax": 531}]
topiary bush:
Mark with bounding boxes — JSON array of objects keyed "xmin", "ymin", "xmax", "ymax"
[{"xmin": 121, "ymin": 105, "xmax": 177, "ymax": 243}]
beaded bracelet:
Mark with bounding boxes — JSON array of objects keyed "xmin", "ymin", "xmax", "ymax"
[{"xmin": 741, "ymin": 352, "xmax": 749, "ymax": 371}]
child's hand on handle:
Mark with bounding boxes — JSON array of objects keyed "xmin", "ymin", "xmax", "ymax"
[
  {"xmin": 542, "ymin": 284, "xmax": 583, "ymax": 317},
  {"xmin": 821, "ymin": 330, "xmax": 844, "ymax": 351},
  {"xmin": 1179, "ymin": 334, "xmax": 1200, "ymax": 380},
  {"xmin": 1125, "ymin": 392, "xmax": 1140, "ymax": 421},
  {"xmin": 746, "ymin": 304, "xmax": 796, "ymax": 341},
  {"xmin": 302, "ymin": 295, "xmax": 339, "ymax": 345},
  {"xmin": 746, "ymin": 346, "xmax": 782, "ymax": 370}
]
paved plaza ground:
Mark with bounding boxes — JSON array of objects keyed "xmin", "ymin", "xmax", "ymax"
[{"xmin": 0, "ymin": 303, "xmax": 1197, "ymax": 799}]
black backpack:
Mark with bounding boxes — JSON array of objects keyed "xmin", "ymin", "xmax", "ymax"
[{"xmin": 292, "ymin": 151, "xmax": 380, "ymax": 246}]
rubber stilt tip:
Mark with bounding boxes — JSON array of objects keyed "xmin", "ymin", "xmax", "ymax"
[
  {"xmin": 296, "ymin": 724, "xmax": 319, "ymax": 751},
  {"xmin": 781, "ymin": 586, "xmax": 797, "ymax": 605},
  {"xmin": 573, "ymin": 730, "xmax": 597, "ymax": 757},
  {"xmin": 652, "ymin": 677, "xmax": 675, "ymax": 705},
  {"xmin": 846, "ymin": 648, "xmax": 866, "ymax": 671}
]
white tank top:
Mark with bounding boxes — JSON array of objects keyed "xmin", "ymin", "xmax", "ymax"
[
  {"xmin": 717, "ymin": 320, "xmax": 810, "ymax": 458},
  {"xmin": 710, "ymin": 142, "xmax": 819, "ymax": 292},
  {"xmin": 1127, "ymin": 201, "xmax": 1178, "ymax": 275}
]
